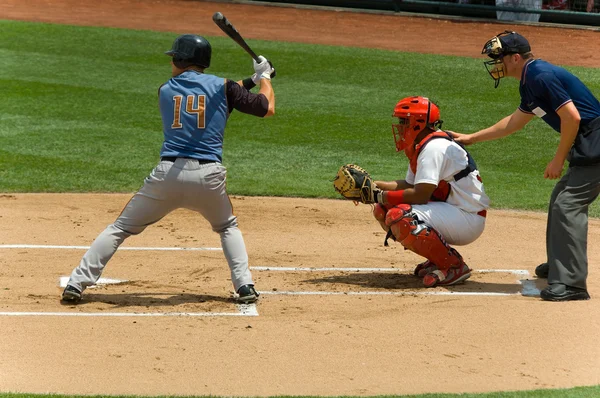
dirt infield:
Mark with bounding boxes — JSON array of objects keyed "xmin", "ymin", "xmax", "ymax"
[{"xmin": 1, "ymin": 0, "xmax": 600, "ymax": 396}]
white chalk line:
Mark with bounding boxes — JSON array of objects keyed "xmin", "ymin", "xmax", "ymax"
[
  {"xmin": 56, "ymin": 273, "xmax": 536, "ymax": 298},
  {"xmin": 0, "ymin": 276, "xmax": 258, "ymax": 318},
  {"xmin": 7, "ymin": 275, "xmax": 258, "ymax": 317},
  {"xmin": 0, "ymin": 304, "xmax": 258, "ymax": 318},
  {"xmin": 252, "ymin": 266, "xmax": 540, "ymax": 297},
  {"xmin": 59, "ymin": 276, "xmax": 126, "ymax": 288},
  {"xmin": 0, "ymin": 244, "xmax": 221, "ymax": 251},
  {"xmin": 258, "ymin": 290, "xmax": 514, "ymax": 296},
  {"xmin": 250, "ymin": 266, "xmax": 530, "ymax": 275},
  {"xmin": 1, "ymin": 243, "xmax": 541, "ymax": 318}
]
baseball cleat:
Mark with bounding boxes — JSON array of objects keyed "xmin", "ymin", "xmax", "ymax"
[
  {"xmin": 236, "ymin": 284, "xmax": 259, "ymax": 304},
  {"xmin": 61, "ymin": 285, "xmax": 82, "ymax": 303},
  {"xmin": 540, "ymin": 284, "xmax": 590, "ymax": 302},
  {"xmin": 422, "ymin": 263, "xmax": 472, "ymax": 288},
  {"xmin": 414, "ymin": 260, "xmax": 437, "ymax": 278}
]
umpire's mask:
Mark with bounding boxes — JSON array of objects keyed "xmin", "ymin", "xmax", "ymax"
[
  {"xmin": 482, "ymin": 31, "xmax": 531, "ymax": 89},
  {"xmin": 482, "ymin": 35, "xmax": 507, "ymax": 88}
]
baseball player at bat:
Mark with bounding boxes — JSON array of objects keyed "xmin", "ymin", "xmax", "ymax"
[
  {"xmin": 336, "ymin": 97, "xmax": 490, "ymax": 287},
  {"xmin": 62, "ymin": 34, "xmax": 276, "ymax": 304}
]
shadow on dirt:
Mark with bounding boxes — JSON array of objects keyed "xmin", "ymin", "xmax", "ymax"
[
  {"xmin": 303, "ymin": 272, "xmax": 531, "ymax": 295},
  {"xmin": 64, "ymin": 292, "xmax": 234, "ymax": 307}
]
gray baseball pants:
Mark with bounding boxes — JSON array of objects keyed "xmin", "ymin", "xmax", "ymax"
[
  {"xmin": 67, "ymin": 158, "xmax": 254, "ymax": 292},
  {"xmin": 546, "ymin": 162, "xmax": 600, "ymax": 290}
]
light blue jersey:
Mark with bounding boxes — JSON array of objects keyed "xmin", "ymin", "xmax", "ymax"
[{"xmin": 158, "ymin": 70, "xmax": 228, "ymax": 162}]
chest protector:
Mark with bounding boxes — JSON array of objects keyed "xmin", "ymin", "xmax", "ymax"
[{"xmin": 409, "ymin": 131, "xmax": 478, "ymax": 202}]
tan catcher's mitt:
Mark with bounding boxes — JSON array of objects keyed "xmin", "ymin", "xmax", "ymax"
[{"xmin": 333, "ymin": 164, "xmax": 380, "ymax": 204}]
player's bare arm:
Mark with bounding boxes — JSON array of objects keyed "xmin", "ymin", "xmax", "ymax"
[
  {"xmin": 381, "ymin": 183, "xmax": 437, "ymax": 205},
  {"xmin": 374, "ymin": 180, "xmax": 413, "ymax": 191},
  {"xmin": 233, "ymin": 78, "xmax": 274, "ymax": 117},
  {"xmin": 231, "ymin": 56, "xmax": 275, "ymax": 117},
  {"xmin": 544, "ymin": 102, "xmax": 581, "ymax": 179},
  {"xmin": 451, "ymin": 110, "xmax": 533, "ymax": 145},
  {"xmin": 259, "ymin": 78, "xmax": 275, "ymax": 117}
]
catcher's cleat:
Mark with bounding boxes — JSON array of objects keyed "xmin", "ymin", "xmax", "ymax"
[
  {"xmin": 422, "ymin": 263, "xmax": 472, "ymax": 288},
  {"xmin": 61, "ymin": 285, "xmax": 82, "ymax": 303},
  {"xmin": 414, "ymin": 260, "xmax": 437, "ymax": 278},
  {"xmin": 236, "ymin": 284, "xmax": 259, "ymax": 304},
  {"xmin": 535, "ymin": 263, "xmax": 549, "ymax": 278}
]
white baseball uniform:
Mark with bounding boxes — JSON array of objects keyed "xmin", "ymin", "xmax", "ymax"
[{"xmin": 406, "ymin": 137, "xmax": 490, "ymax": 245}]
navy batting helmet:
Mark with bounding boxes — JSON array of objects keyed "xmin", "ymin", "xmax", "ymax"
[{"xmin": 165, "ymin": 34, "xmax": 211, "ymax": 68}]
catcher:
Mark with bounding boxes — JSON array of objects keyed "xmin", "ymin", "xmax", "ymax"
[{"xmin": 334, "ymin": 96, "xmax": 490, "ymax": 287}]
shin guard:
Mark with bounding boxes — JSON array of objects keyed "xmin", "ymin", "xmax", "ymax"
[
  {"xmin": 385, "ymin": 204, "xmax": 464, "ymax": 271},
  {"xmin": 373, "ymin": 203, "xmax": 389, "ymax": 232}
]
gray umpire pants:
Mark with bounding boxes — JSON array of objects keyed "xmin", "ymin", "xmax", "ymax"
[
  {"xmin": 546, "ymin": 162, "xmax": 600, "ymax": 290},
  {"xmin": 67, "ymin": 158, "xmax": 254, "ymax": 292}
]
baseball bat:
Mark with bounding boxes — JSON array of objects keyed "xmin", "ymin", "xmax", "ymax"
[{"xmin": 212, "ymin": 12, "xmax": 260, "ymax": 62}]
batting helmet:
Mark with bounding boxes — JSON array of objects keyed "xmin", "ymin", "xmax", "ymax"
[
  {"xmin": 392, "ymin": 96, "xmax": 441, "ymax": 153},
  {"xmin": 165, "ymin": 34, "xmax": 212, "ymax": 69}
]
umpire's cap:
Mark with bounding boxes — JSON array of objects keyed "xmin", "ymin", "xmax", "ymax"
[
  {"xmin": 482, "ymin": 31, "xmax": 531, "ymax": 59},
  {"xmin": 165, "ymin": 34, "xmax": 211, "ymax": 68}
]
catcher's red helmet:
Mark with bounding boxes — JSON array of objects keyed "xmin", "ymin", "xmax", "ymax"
[{"xmin": 392, "ymin": 96, "xmax": 441, "ymax": 153}]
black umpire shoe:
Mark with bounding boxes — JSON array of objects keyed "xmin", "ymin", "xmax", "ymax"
[
  {"xmin": 535, "ymin": 263, "xmax": 549, "ymax": 278},
  {"xmin": 236, "ymin": 284, "xmax": 259, "ymax": 304},
  {"xmin": 61, "ymin": 285, "xmax": 82, "ymax": 303},
  {"xmin": 540, "ymin": 284, "xmax": 590, "ymax": 302}
]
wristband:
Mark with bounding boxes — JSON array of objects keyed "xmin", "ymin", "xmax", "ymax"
[
  {"xmin": 242, "ymin": 77, "xmax": 256, "ymax": 90},
  {"xmin": 386, "ymin": 190, "xmax": 406, "ymax": 206}
]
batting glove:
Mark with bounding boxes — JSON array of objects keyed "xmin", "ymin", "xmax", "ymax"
[{"xmin": 252, "ymin": 56, "xmax": 274, "ymax": 84}]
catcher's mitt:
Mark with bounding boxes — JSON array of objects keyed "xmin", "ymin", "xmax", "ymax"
[{"xmin": 333, "ymin": 164, "xmax": 380, "ymax": 204}]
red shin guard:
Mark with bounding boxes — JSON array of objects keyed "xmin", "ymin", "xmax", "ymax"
[{"xmin": 385, "ymin": 204, "xmax": 464, "ymax": 271}]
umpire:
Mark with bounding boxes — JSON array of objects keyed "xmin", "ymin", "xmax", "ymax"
[{"xmin": 452, "ymin": 31, "xmax": 600, "ymax": 302}]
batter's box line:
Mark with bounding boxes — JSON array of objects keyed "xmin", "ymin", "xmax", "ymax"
[
  {"xmin": 0, "ymin": 277, "xmax": 260, "ymax": 318},
  {"xmin": 250, "ymin": 266, "xmax": 530, "ymax": 275},
  {"xmin": 0, "ymin": 304, "xmax": 258, "ymax": 318},
  {"xmin": 258, "ymin": 290, "xmax": 514, "ymax": 296},
  {"xmin": 0, "ymin": 244, "xmax": 222, "ymax": 251},
  {"xmin": 250, "ymin": 266, "xmax": 541, "ymax": 297}
]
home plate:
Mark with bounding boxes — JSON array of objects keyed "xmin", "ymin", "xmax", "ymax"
[{"xmin": 59, "ymin": 276, "xmax": 128, "ymax": 288}]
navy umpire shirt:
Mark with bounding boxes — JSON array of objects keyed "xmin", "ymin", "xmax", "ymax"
[{"xmin": 518, "ymin": 59, "xmax": 600, "ymax": 133}]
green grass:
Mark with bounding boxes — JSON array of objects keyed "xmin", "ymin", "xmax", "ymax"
[
  {"xmin": 2, "ymin": 20, "xmax": 600, "ymax": 215},
  {"xmin": 1, "ymin": 17, "xmax": 600, "ymax": 398},
  {"xmin": 2, "ymin": 385, "xmax": 600, "ymax": 397}
]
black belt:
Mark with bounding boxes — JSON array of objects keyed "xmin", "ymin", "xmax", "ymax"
[{"xmin": 161, "ymin": 157, "xmax": 214, "ymax": 164}]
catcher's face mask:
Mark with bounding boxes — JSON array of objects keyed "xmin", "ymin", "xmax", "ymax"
[
  {"xmin": 392, "ymin": 117, "xmax": 413, "ymax": 152},
  {"xmin": 392, "ymin": 97, "xmax": 441, "ymax": 153}
]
